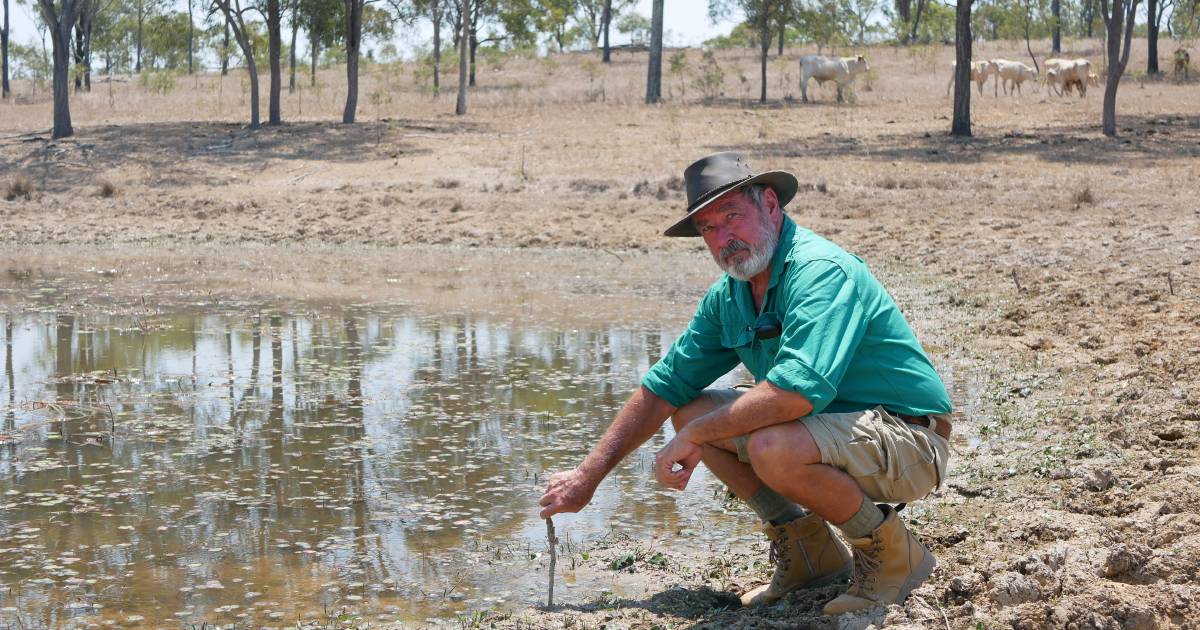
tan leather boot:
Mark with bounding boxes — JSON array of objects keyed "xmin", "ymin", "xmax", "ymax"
[
  {"xmin": 740, "ymin": 513, "xmax": 852, "ymax": 606},
  {"xmin": 822, "ymin": 505, "xmax": 937, "ymax": 616}
]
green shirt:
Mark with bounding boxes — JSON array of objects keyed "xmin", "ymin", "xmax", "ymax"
[{"xmin": 642, "ymin": 216, "xmax": 952, "ymax": 417}]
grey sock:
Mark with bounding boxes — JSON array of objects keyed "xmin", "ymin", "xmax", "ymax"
[
  {"xmin": 746, "ymin": 486, "xmax": 808, "ymax": 525},
  {"xmin": 835, "ymin": 495, "xmax": 886, "ymax": 539}
]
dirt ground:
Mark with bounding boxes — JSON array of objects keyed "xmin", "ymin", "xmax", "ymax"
[{"xmin": 2, "ymin": 38, "xmax": 1200, "ymax": 629}]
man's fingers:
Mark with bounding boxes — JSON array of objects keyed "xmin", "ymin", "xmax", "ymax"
[{"xmin": 539, "ymin": 494, "xmax": 553, "ymax": 507}]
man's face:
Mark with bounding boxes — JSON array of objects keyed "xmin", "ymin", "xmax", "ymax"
[{"xmin": 692, "ymin": 188, "xmax": 780, "ymax": 282}]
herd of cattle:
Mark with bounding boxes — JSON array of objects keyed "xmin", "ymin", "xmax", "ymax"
[
  {"xmin": 795, "ymin": 48, "xmax": 1193, "ymax": 103},
  {"xmin": 947, "ymin": 57, "xmax": 1096, "ymax": 97}
]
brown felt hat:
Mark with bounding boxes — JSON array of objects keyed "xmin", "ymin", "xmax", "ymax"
[{"xmin": 664, "ymin": 151, "xmax": 799, "ymax": 237}]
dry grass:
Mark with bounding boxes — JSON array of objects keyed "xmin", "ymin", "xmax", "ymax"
[
  {"xmin": 1073, "ymin": 185, "xmax": 1095, "ymax": 205},
  {"xmin": 4, "ymin": 175, "xmax": 32, "ymax": 201},
  {"xmin": 96, "ymin": 179, "xmax": 118, "ymax": 197}
]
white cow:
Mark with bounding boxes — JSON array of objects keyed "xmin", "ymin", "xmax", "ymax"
[
  {"xmin": 1044, "ymin": 58, "xmax": 1091, "ymax": 96},
  {"xmin": 992, "ymin": 59, "xmax": 1038, "ymax": 96},
  {"xmin": 946, "ymin": 60, "xmax": 998, "ymax": 97},
  {"xmin": 799, "ymin": 55, "xmax": 869, "ymax": 103}
]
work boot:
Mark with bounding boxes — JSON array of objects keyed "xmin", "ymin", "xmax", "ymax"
[
  {"xmin": 740, "ymin": 513, "xmax": 852, "ymax": 606},
  {"xmin": 822, "ymin": 504, "xmax": 937, "ymax": 616}
]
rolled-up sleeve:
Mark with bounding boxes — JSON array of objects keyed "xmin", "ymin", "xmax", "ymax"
[
  {"xmin": 642, "ymin": 285, "xmax": 740, "ymax": 408},
  {"xmin": 766, "ymin": 260, "xmax": 868, "ymax": 414}
]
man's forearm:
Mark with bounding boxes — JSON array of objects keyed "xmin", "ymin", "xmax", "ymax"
[
  {"xmin": 578, "ymin": 386, "xmax": 677, "ymax": 482},
  {"xmin": 681, "ymin": 381, "xmax": 812, "ymax": 445}
]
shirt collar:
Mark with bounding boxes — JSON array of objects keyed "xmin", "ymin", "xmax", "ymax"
[{"xmin": 766, "ymin": 215, "xmax": 797, "ymax": 291}]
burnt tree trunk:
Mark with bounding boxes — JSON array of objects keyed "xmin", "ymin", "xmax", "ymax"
[
  {"xmin": 455, "ymin": 0, "xmax": 469, "ymax": 114},
  {"xmin": 1051, "ymin": 0, "xmax": 1061, "ymax": 52},
  {"xmin": 267, "ymin": 0, "xmax": 282, "ymax": 124},
  {"xmin": 135, "ymin": 0, "xmax": 143, "ymax": 72},
  {"xmin": 2, "ymin": 0, "xmax": 9, "ymax": 99},
  {"xmin": 468, "ymin": 25, "xmax": 476, "ymax": 87},
  {"xmin": 645, "ymin": 0, "xmax": 663, "ymax": 103},
  {"xmin": 1146, "ymin": 0, "xmax": 1159, "ymax": 74},
  {"xmin": 222, "ymin": 16, "xmax": 229, "ymax": 75},
  {"xmin": 309, "ymin": 12, "xmax": 318, "ymax": 85},
  {"xmin": 342, "ymin": 0, "xmax": 362, "ymax": 123},
  {"xmin": 187, "ymin": 0, "xmax": 194, "ymax": 74},
  {"xmin": 601, "ymin": 0, "xmax": 611, "ymax": 62},
  {"xmin": 951, "ymin": 0, "xmax": 973, "ymax": 137},
  {"xmin": 73, "ymin": 13, "xmax": 84, "ymax": 90}
]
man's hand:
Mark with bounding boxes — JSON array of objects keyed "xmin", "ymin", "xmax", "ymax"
[
  {"xmin": 655, "ymin": 434, "xmax": 703, "ymax": 491},
  {"xmin": 539, "ymin": 468, "xmax": 599, "ymax": 519}
]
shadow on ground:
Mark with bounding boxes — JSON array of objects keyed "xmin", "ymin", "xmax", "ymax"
[
  {"xmin": 553, "ymin": 583, "xmax": 859, "ymax": 629},
  {"xmin": 0, "ymin": 118, "xmax": 490, "ymax": 192},
  {"xmin": 710, "ymin": 113, "xmax": 1200, "ymax": 165}
]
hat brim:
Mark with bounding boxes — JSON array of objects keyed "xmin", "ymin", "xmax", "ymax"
[{"xmin": 663, "ymin": 170, "xmax": 799, "ymax": 237}]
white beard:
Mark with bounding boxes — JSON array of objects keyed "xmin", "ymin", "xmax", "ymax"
[{"xmin": 717, "ymin": 220, "xmax": 778, "ymax": 281}]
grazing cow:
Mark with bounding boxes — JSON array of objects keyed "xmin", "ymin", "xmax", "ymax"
[
  {"xmin": 799, "ymin": 55, "xmax": 870, "ymax": 103},
  {"xmin": 1088, "ymin": 72, "xmax": 1099, "ymax": 87},
  {"xmin": 1176, "ymin": 48, "xmax": 1191, "ymax": 79},
  {"xmin": 946, "ymin": 60, "xmax": 997, "ymax": 97},
  {"xmin": 992, "ymin": 59, "xmax": 1038, "ymax": 96},
  {"xmin": 1044, "ymin": 58, "xmax": 1090, "ymax": 96}
]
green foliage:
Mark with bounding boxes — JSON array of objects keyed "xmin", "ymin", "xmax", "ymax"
[
  {"xmin": 692, "ymin": 47, "xmax": 724, "ymax": 101},
  {"xmin": 616, "ymin": 12, "xmax": 651, "ymax": 45},
  {"xmin": 138, "ymin": 68, "xmax": 178, "ymax": 94},
  {"xmin": 9, "ymin": 41, "xmax": 51, "ymax": 81},
  {"xmin": 141, "ymin": 11, "xmax": 192, "ymax": 70}
]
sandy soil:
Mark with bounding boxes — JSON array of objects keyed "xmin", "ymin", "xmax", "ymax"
[{"xmin": 2, "ymin": 38, "xmax": 1200, "ymax": 629}]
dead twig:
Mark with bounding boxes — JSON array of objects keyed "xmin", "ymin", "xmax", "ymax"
[
  {"xmin": 1011, "ymin": 268, "xmax": 1023, "ymax": 292},
  {"xmin": 545, "ymin": 517, "xmax": 558, "ymax": 609}
]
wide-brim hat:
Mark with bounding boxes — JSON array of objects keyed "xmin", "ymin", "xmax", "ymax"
[{"xmin": 664, "ymin": 151, "xmax": 798, "ymax": 237}]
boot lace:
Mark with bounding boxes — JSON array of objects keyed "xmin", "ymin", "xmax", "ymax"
[
  {"xmin": 848, "ymin": 540, "xmax": 883, "ymax": 594},
  {"xmin": 768, "ymin": 528, "xmax": 792, "ymax": 573}
]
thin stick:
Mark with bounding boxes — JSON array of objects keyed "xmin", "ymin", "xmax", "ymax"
[
  {"xmin": 1167, "ymin": 272, "xmax": 1174, "ymax": 296},
  {"xmin": 545, "ymin": 517, "xmax": 558, "ymax": 609},
  {"xmin": 1011, "ymin": 269, "xmax": 1023, "ymax": 292}
]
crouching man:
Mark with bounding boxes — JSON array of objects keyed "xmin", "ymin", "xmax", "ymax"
[{"xmin": 539, "ymin": 152, "xmax": 953, "ymax": 615}]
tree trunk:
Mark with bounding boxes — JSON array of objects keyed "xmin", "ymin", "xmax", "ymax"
[
  {"xmin": 645, "ymin": 0, "xmax": 663, "ymax": 104},
  {"xmin": 220, "ymin": 3, "xmax": 260, "ymax": 128},
  {"xmin": 455, "ymin": 0, "xmax": 468, "ymax": 114},
  {"xmin": 135, "ymin": 2, "xmax": 143, "ymax": 72},
  {"xmin": 188, "ymin": 0, "xmax": 194, "ymax": 74},
  {"xmin": 777, "ymin": 21, "xmax": 785, "ymax": 56},
  {"xmin": 342, "ymin": 0, "xmax": 361, "ymax": 123},
  {"xmin": 222, "ymin": 16, "xmax": 229, "ymax": 75},
  {"xmin": 601, "ymin": 0, "xmax": 611, "ymax": 62},
  {"xmin": 908, "ymin": 0, "xmax": 927, "ymax": 43},
  {"xmin": 268, "ymin": 0, "xmax": 281, "ymax": 124},
  {"xmin": 1146, "ymin": 0, "xmax": 1159, "ymax": 74},
  {"xmin": 1051, "ymin": 0, "xmax": 1061, "ymax": 53},
  {"xmin": 2, "ymin": 0, "xmax": 9, "ymax": 99},
  {"xmin": 759, "ymin": 14, "xmax": 769, "ymax": 102},
  {"xmin": 468, "ymin": 26, "xmax": 476, "ymax": 87},
  {"xmin": 288, "ymin": 3, "xmax": 297, "ymax": 93},
  {"xmin": 1101, "ymin": 0, "xmax": 1138, "ymax": 136},
  {"xmin": 73, "ymin": 14, "xmax": 84, "ymax": 91},
  {"xmin": 51, "ymin": 22, "xmax": 73, "ymax": 137},
  {"xmin": 432, "ymin": 0, "xmax": 441, "ymax": 91},
  {"xmin": 309, "ymin": 13, "xmax": 318, "ymax": 86},
  {"xmin": 951, "ymin": 0, "xmax": 973, "ymax": 137}
]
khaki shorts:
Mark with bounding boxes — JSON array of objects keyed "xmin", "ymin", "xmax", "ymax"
[{"xmin": 712, "ymin": 389, "xmax": 950, "ymax": 504}]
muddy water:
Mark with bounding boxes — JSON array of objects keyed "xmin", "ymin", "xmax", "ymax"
[{"xmin": 0, "ymin": 309, "xmax": 759, "ymax": 627}]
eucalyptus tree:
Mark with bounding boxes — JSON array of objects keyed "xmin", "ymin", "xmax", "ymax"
[
  {"xmin": 211, "ymin": 0, "xmax": 262, "ymax": 127},
  {"xmin": 950, "ymin": 0, "xmax": 973, "ymax": 136},
  {"xmin": 1099, "ymin": 0, "xmax": 1140, "ymax": 136},
  {"xmin": 455, "ymin": 0, "xmax": 468, "ymax": 113},
  {"xmin": 36, "ymin": 0, "xmax": 87, "ymax": 137},
  {"xmin": 4, "ymin": 0, "xmax": 12, "ymax": 98},
  {"xmin": 711, "ymin": 0, "xmax": 787, "ymax": 102},
  {"xmin": 645, "ymin": 0, "xmax": 660, "ymax": 102}
]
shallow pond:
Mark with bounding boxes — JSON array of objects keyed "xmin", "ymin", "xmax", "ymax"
[{"xmin": 0, "ymin": 308, "xmax": 759, "ymax": 627}]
